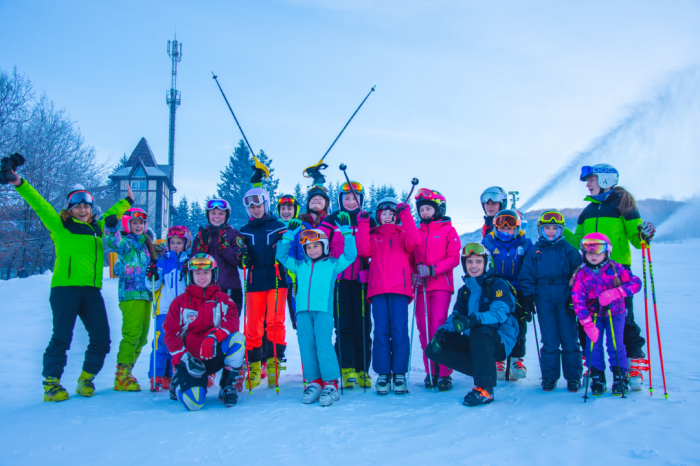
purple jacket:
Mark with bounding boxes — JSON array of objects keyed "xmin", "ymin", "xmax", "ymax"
[
  {"xmin": 571, "ymin": 261, "xmax": 641, "ymax": 320},
  {"xmin": 191, "ymin": 224, "xmax": 244, "ymax": 290}
]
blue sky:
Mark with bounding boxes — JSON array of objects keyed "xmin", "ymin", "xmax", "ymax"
[{"xmin": 2, "ymin": 0, "xmax": 699, "ymax": 232}]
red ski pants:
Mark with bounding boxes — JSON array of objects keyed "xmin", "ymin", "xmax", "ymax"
[{"xmin": 245, "ymin": 289, "xmax": 287, "ymax": 351}]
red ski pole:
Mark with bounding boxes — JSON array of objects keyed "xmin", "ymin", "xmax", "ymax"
[
  {"xmin": 641, "ymin": 242, "xmax": 653, "ymax": 396},
  {"xmin": 273, "ymin": 262, "xmax": 281, "ymax": 394},
  {"xmin": 243, "ymin": 266, "xmax": 252, "ymax": 394},
  {"xmin": 646, "ymin": 245, "xmax": 668, "ymax": 399}
]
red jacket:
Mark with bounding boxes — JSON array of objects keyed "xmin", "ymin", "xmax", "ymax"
[
  {"xmin": 411, "ymin": 217, "xmax": 461, "ymax": 294},
  {"xmin": 163, "ymin": 284, "xmax": 240, "ymax": 360},
  {"xmin": 356, "ymin": 208, "xmax": 420, "ymax": 302}
]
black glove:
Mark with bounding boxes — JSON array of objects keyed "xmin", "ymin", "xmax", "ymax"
[
  {"xmin": 521, "ymin": 295, "xmax": 536, "ymax": 322},
  {"xmin": 638, "ymin": 222, "xmax": 656, "ymax": 244},
  {"xmin": 146, "ymin": 263, "xmax": 159, "ymax": 281},
  {"xmin": 0, "ymin": 153, "xmax": 25, "ymax": 185},
  {"xmin": 250, "ymin": 167, "xmax": 266, "ymax": 184},
  {"xmin": 196, "ymin": 226, "xmax": 210, "ymax": 253},
  {"xmin": 359, "ymin": 211, "xmax": 371, "ymax": 219},
  {"xmin": 453, "ymin": 314, "xmax": 479, "ymax": 333},
  {"xmin": 430, "ymin": 327, "xmax": 449, "ymax": 354},
  {"xmin": 217, "ymin": 225, "xmax": 230, "ymax": 250},
  {"xmin": 104, "ymin": 214, "xmax": 118, "ymax": 229},
  {"xmin": 337, "ymin": 211, "xmax": 351, "ymax": 227},
  {"xmin": 237, "ymin": 244, "xmax": 249, "ymax": 268},
  {"xmin": 180, "ymin": 262, "xmax": 189, "ymax": 281},
  {"xmin": 287, "ymin": 218, "xmax": 303, "ymax": 230}
]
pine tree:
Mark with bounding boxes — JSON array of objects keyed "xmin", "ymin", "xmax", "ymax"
[
  {"xmin": 174, "ymin": 196, "xmax": 190, "ymax": 230},
  {"xmin": 110, "ymin": 153, "xmax": 129, "ymax": 175},
  {"xmin": 256, "ymin": 149, "xmax": 279, "ymax": 205},
  {"xmin": 189, "ymin": 200, "xmax": 207, "ymax": 232},
  {"xmin": 293, "ymin": 182, "xmax": 307, "ymax": 214}
]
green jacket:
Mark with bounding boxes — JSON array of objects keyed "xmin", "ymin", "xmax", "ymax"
[
  {"xmin": 15, "ymin": 180, "xmax": 132, "ymax": 289},
  {"xmin": 564, "ymin": 190, "xmax": 642, "ymax": 266}
]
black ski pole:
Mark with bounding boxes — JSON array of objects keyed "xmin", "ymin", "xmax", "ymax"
[
  {"xmin": 212, "ymin": 73, "xmax": 256, "ymax": 158},
  {"xmin": 583, "ymin": 315, "xmax": 596, "ymax": 403},
  {"xmin": 403, "ymin": 178, "xmax": 419, "ymax": 204},
  {"xmin": 531, "ymin": 317, "xmax": 542, "ymax": 378},
  {"xmin": 339, "ymin": 164, "xmax": 362, "ymax": 207},
  {"xmin": 321, "ymin": 86, "xmax": 375, "ymax": 162}
]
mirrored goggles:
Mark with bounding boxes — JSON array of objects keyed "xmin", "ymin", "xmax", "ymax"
[
  {"xmin": 461, "ymin": 243, "xmax": 488, "ymax": 258},
  {"xmin": 277, "ymin": 197, "xmax": 296, "ymax": 206},
  {"xmin": 189, "ymin": 257, "xmax": 216, "ymax": 270},
  {"xmin": 581, "ymin": 239, "xmax": 609, "ymax": 254},
  {"xmin": 243, "ymin": 194, "xmax": 266, "ymax": 206},
  {"xmin": 494, "ymin": 214, "xmax": 519, "ymax": 228},
  {"xmin": 67, "ymin": 191, "xmax": 94, "ymax": 206},
  {"xmin": 340, "ymin": 181, "xmax": 364, "ymax": 194},
  {"xmin": 540, "ymin": 211, "xmax": 564, "ymax": 224},
  {"xmin": 299, "ymin": 230, "xmax": 328, "ymax": 244},
  {"xmin": 207, "ymin": 199, "xmax": 230, "ymax": 211},
  {"xmin": 377, "ymin": 202, "xmax": 397, "ymax": 212},
  {"xmin": 580, "ymin": 166, "xmax": 595, "ymax": 181},
  {"xmin": 480, "ymin": 191, "xmax": 502, "ymax": 204},
  {"xmin": 130, "ymin": 210, "xmax": 148, "ymax": 220}
]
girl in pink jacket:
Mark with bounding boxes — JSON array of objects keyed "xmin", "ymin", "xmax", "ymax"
[
  {"xmin": 356, "ymin": 198, "xmax": 420, "ymax": 395},
  {"xmin": 412, "ymin": 189, "xmax": 461, "ymax": 391}
]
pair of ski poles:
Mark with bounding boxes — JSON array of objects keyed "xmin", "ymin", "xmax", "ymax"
[{"xmin": 641, "ymin": 242, "xmax": 668, "ymax": 398}]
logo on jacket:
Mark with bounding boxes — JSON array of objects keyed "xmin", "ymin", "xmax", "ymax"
[
  {"xmin": 493, "ymin": 248, "xmax": 500, "ymax": 255},
  {"xmin": 496, "ymin": 289, "xmax": 503, "ymax": 298},
  {"xmin": 236, "ymin": 237, "xmax": 244, "ymax": 247},
  {"xmin": 517, "ymin": 246, "xmax": 524, "ymax": 255},
  {"xmin": 183, "ymin": 309, "xmax": 198, "ymax": 323}
]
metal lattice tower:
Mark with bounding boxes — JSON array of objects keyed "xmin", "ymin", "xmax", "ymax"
[{"xmin": 166, "ymin": 36, "xmax": 182, "ymax": 183}]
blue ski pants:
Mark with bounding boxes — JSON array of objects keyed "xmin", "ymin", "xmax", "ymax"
[{"xmin": 371, "ymin": 293, "xmax": 411, "ymax": 375}]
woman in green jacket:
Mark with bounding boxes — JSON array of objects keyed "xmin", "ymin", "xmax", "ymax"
[{"xmin": 9, "ymin": 170, "xmax": 132, "ymax": 402}]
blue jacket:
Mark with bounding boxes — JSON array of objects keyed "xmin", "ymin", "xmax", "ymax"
[
  {"xmin": 146, "ymin": 250, "xmax": 190, "ymax": 316},
  {"xmin": 482, "ymin": 230, "xmax": 533, "ymax": 291},
  {"xmin": 276, "ymin": 225, "xmax": 356, "ymax": 315},
  {"xmin": 442, "ymin": 268, "xmax": 519, "ymax": 356},
  {"xmin": 239, "ymin": 215, "xmax": 288, "ymax": 292},
  {"xmin": 518, "ymin": 237, "xmax": 582, "ymax": 305}
]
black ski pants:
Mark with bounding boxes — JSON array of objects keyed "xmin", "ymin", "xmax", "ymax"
[
  {"xmin": 425, "ymin": 326, "xmax": 506, "ymax": 390},
  {"xmin": 334, "ymin": 279, "xmax": 372, "ymax": 373},
  {"xmin": 44, "ymin": 286, "xmax": 111, "ymax": 378}
]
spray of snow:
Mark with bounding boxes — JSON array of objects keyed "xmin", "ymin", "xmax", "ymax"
[{"xmin": 656, "ymin": 195, "xmax": 700, "ymax": 242}]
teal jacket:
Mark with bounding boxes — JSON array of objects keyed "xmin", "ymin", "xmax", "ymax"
[{"xmin": 276, "ymin": 225, "xmax": 356, "ymax": 315}]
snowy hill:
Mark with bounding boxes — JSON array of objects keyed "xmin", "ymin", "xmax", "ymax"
[{"xmin": 1, "ymin": 241, "xmax": 699, "ymax": 465}]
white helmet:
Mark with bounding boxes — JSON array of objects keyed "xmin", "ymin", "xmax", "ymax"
[
  {"xmin": 299, "ymin": 229, "xmax": 329, "ymax": 256},
  {"xmin": 243, "ymin": 188, "xmax": 270, "ymax": 219},
  {"xmin": 480, "ymin": 186, "xmax": 508, "ymax": 213},
  {"xmin": 580, "ymin": 164, "xmax": 619, "ymax": 189}
]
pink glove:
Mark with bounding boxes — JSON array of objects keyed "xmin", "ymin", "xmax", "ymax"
[
  {"xmin": 397, "ymin": 203, "xmax": 409, "ymax": 213},
  {"xmin": 579, "ymin": 316, "xmax": 599, "ymax": 343},
  {"xmin": 599, "ymin": 287, "xmax": 627, "ymax": 307}
]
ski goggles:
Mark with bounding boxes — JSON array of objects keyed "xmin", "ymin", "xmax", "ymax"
[
  {"xmin": 376, "ymin": 201, "xmax": 398, "ymax": 212},
  {"xmin": 308, "ymin": 185, "xmax": 329, "ymax": 196},
  {"xmin": 167, "ymin": 226, "xmax": 190, "ymax": 238},
  {"xmin": 277, "ymin": 197, "xmax": 296, "ymax": 206},
  {"xmin": 189, "ymin": 255, "xmax": 217, "ymax": 270},
  {"xmin": 539, "ymin": 211, "xmax": 565, "ymax": 225},
  {"xmin": 580, "ymin": 239, "xmax": 609, "ymax": 254},
  {"xmin": 67, "ymin": 191, "xmax": 94, "ymax": 207},
  {"xmin": 480, "ymin": 190, "xmax": 503, "ymax": 204},
  {"xmin": 243, "ymin": 194, "xmax": 266, "ymax": 206},
  {"xmin": 299, "ymin": 230, "xmax": 328, "ymax": 244},
  {"xmin": 129, "ymin": 210, "xmax": 148, "ymax": 220},
  {"xmin": 206, "ymin": 199, "xmax": 230, "ymax": 211},
  {"xmin": 415, "ymin": 188, "xmax": 445, "ymax": 202},
  {"xmin": 340, "ymin": 181, "xmax": 364, "ymax": 194},
  {"xmin": 494, "ymin": 214, "xmax": 520, "ymax": 228},
  {"xmin": 461, "ymin": 243, "xmax": 488, "ymax": 258}
]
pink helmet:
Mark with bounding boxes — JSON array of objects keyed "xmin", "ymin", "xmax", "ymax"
[
  {"xmin": 121, "ymin": 208, "xmax": 148, "ymax": 234},
  {"xmin": 580, "ymin": 232, "xmax": 612, "ymax": 255}
]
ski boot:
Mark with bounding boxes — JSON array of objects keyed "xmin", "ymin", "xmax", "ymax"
[
  {"xmin": 341, "ymin": 368, "xmax": 357, "ymax": 389},
  {"xmin": 356, "ymin": 371, "xmax": 372, "ymax": 389},
  {"xmin": 438, "ymin": 376, "xmax": 452, "ymax": 392},
  {"xmin": 541, "ymin": 379, "xmax": 557, "ymax": 392},
  {"xmin": 393, "ymin": 374, "xmax": 407, "ymax": 395},
  {"xmin": 463, "ymin": 387, "xmax": 494, "ymax": 407},
  {"xmin": 267, "ymin": 357, "xmax": 285, "ymax": 389},
  {"xmin": 43, "ymin": 377, "xmax": 69, "ymax": 402},
  {"xmin": 76, "ymin": 371, "xmax": 96, "ymax": 397},
  {"xmin": 612, "ymin": 366, "xmax": 629, "ymax": 397},
  {"xmin": 376, "ymin": 375, "xmax": 391, "ymax": 395},
  {"xmin": 319, "ymin": 381, "xmax": 339, "ymax": 407},
  {"xmin": 510, "ymin": 357, "xmax": 527, "ymax": 380},
  {"xmin": 567, "ymin": 379, "xmax": 582, "ymax": 393},
  {"xmin": 220, "ymin": 369, "xmax": 240, "ymax": 407},
  {"xmin": 161, "ymin": 376, "xmax": 171, "ymax": 390},
  {"xmin": 169, "ymin": 369, "xmax": 179, "ymax": 401},
  {"xmin": 114, "ymin": 364, "xmax": 141, "ymax": 391},
  {"xmin": 424, "ymin": 374, "xmax": 438, "ymax": 389},
  {"xmin": 150, "ymin": 376, "xmax": 163, "ymax": 392},
  {"xmin": 628, "ymin": 356, "xmax": 648, "ymax": 391},
  {"xmin": 302, "ymin": 381, "xmax": 323, "ymax": 404},
  {"xmin": 590, "ymin": 368, "xmax": 607, "ymax": 396},
  {"xmin": 245, "ymin": 361, "xmax": 262, "ymax": 390},
  {"xmin": 496, "ymin": 360, "xmax": 507, "ymax": 381}
]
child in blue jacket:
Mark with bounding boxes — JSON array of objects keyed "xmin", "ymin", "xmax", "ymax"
[
  {"xmin": 276, "ymin": 211, "xmax": 356, "ymax": 407},
  {"xmin": 482, "ymin": 209, "xmax": 533, "ymax": 380}
]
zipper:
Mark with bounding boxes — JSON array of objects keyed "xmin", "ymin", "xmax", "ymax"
[
  {"xmin": 307, "ymin": 262, "xmax": 314, "ymax": 311},
  {"xmin": 595, "ymin": 204, "xmax": 601, "ymax": 232},
  {"xmin": 93, "ymin": 231, "xmax": 98, "ymax": 286},
  {"xmin": 68, "ymin": 256, "xmax": 72, "ymax": 279},
  {"xmin": 403, "ymin": 269, "xmax": 406, "ymax": 288}
]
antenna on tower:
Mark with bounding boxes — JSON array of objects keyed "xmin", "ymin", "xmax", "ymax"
[{"xmin": 166, "ymin": 35, "xmax": 182, "ymax": 183}]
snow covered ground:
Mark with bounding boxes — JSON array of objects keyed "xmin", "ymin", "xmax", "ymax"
[{"xmin": 1, "ymin": 241, "xmax": 698, "ymax": 465}]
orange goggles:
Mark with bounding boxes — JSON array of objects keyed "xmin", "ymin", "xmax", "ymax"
[
  {"xmin": 494, "ymin": 214, "xmax": 520, "ymax": 228},
  {"xmin": 189, "ymin": 257, "xmax": 216, "ymax": 270},
  {"xmin": 540, "ymin": 211, "xmax": 564, "ymax": 224},
  {"xmin": 277, "ymin": 197, "xmax": 296, "ymax": 206},
  {"xmin": 340, "ymin": 181, "xmax": 364, "ymax": 194},
  {"xmin": 299, "ymin": 230, "xmax": 328, "ymax": 244},
  {"xmin": 130, "ymin": 210, "xmax": 148, "ymax": 220}
]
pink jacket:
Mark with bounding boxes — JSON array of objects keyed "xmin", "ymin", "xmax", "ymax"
[
  {"xmin": 411, "ymin": 217, "xmax": 461, "ymax": 293},
  {"xmin": 571, "ymin": 261, "xmax": 641, "ymax": 319},
  {"xmin": 356, "ymin": 209, "xmax": 420, "ymax": 302},
  {"xmin": 319, "ymin": 211, "xmax": 373, "ymax": 281}
]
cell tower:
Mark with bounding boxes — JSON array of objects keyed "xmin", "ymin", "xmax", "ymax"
[{"xmin": 166, "ymin": 36, "xmax": 182, "ymax": 183}]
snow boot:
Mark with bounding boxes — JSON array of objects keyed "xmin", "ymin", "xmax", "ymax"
[
  {"xmin": 376, "ymin": 375, "xmax": 391, "ymax": 395},
  {"xmin": 245, "ymin": 361, "xmax": 262, "ymax": 390},
  {"xmin": 114, "ymin": 364, "xmax": 141, "ymax": 391},
  {"xmin": 220, "ymin": 372, "xmax": 239, "ymax": 407},
  {"xmin": 43, "ymin": 377, "xmax": 69, "ymax": 402},
  {"xmin": 302, "ymin": 381, "xmax": 323, "ymax": 404},
  {"xmin": 319, "ymin": 381, "xmax": 339, "ymax": 407},
  {"xmin": 612, "ymin": 366, "xmax": 629, "ymax": 397},
  {"xmin": 541, "ymin": 379, "xmax": 557, "ymax": 392},
  {"xmin": 267, "ymin": 357, "xmax": 285, "ymax": 388},
  {"xmin": 463, "ymin": 387, "xmax": 494, "ymax": 407},
  {"xmin": 169, "ymin": 369, "xmax": 179, "ymax": 400},
  {"xmin": 341, "ymin": 368, "xmax": 357, "ymax": 388},
  {"xmin": 590, "ymin": 368, "xmax": 606, "ymax": 396},
  {"xmin": 510, "ymin": 357, "xmax": 527, "ymax": 380},
  {"xmin": 496, "ymin": 360, "xmax": 507, "ymax": 381},
  {"xmin": 76, "ymin": 371, "xmax": 96, "ymax": 397},
  {"xmin": 628, "ymin": 357, "xmax": 648, "ymax": 391},
  {"xmin": 161, "ymin": 376, "xmax": 171, "ymax": 390},
  {"xmin": 438, "ymin": 376, "xmax": 452, "ymax": 392},
  {"xmin": 356, "ymin": 371, "xmax": 372, "ymax": 389},
  {"xmin": 567, "ymin": 379, "xmax": 582, "ymax": 393},
  {"xmin": 150, "ymin": 376, "xmax": 163, "ymax": 392},
  {"xmin": 393, "ymin": 374, "xmax": 407, "ymax": 395},
  {"xmin": 424, "ymin": 374, "xmax": 438, "ymax": 389}
]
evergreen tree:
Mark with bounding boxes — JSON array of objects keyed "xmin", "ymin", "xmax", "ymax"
[
  {"xmin": 327, "ymin": 181, "xmax": 341, "ymax": 213},
  {"xmin": 110, "ymin": 153, "xmax": 129, "ymax": 175},
  {"xmin": 256, "ymin": 149, "xmax": 279, "ymax": 205},
  {"xmin": 174, "ymin": 196, "xmax": 190, "ymax": 230},
  {"xmin": 293, "ymin": 182, "xmax": 307, "ymax": 214},
  {"xmin": 189, "ymin": 200, "xmax": 207, "ymax": 232}
]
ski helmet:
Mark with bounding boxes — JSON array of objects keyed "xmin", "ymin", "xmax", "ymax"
[
  {"xmin": 537, "ymin": 210, "xmax": 565, "ymax": 242},
  {"xmin": 415, "ymin": 188, "xmax": 447, "ymax": 220},
  {"xmin": 277, "ymin": 194, "xmax": 300, "ymax": 219},
  {"xmin": 187, "ymin": 253, "xmax": 219, "ymax": 285},
  {"xmin": 66, "ymin": 184, "xmax": 94, "ymax": 212},
  {"xmin": 206, "ymin": 198, "xmax": 232, "ymax": 223},
  {"xmin": 299, "ymin": 229, "xmax": 330, "ymax": 256},
  {"xmin": 461, "ymin": 242, "xmax": 493, "ymax": 274},
  {"xmin": 243, "ymin": 188, "xmax": 270, "ymax": 219},
  {"xmin": 339, "ymin": 181, "xmax": 365, "ymax": 211},
  {"xmin": 375, "ymin": 196, "xmax": 400, "ymax": 224},
  {"xmin": 167, "ymin": 225, "xmax": 193, "ymax": 250},
  {"xmin": 581, "ymin": 232, "xmax": 612, "ymax": 256},
  {"xmin": 580, "ymin": 164, "xmax": 619, "ymax": 189},
  {"xmin": 121, "ymin": 208, "xmax": 148, "ymax": 234},
  {"xmin": 480, "ymin": 186, "xmax": 507, "ymax": 214},
  {"xmin": 306, "ymin": 185, "xmax": 330, "ymax": 215}
]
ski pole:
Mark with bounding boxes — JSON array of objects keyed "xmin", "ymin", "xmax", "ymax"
[
  {"xmin": 406, "ymin": 287, "xmax": 417, "ymax": 393},
  {"xmin": 339, "ymin": 163, "xmax": 362, "ymax": 208},
  {"xmin": 273, "ymin": 261, "xmax": 281, "ymax": 394},
  {"xmin": 336, "ymin": 280, "xmax": 344, "ymax": 394},
  {"xmin": 641, "ymin": 242, "xmax": 653, "ymax": 396},
  {"xmin": 151, "ymin": 274, "xmax": 157, "ymax": 394},
  {"xmin": 422, "ymin": 281, "xmax": 434, "ymax": 392},
  {"xmin": 361, "ymin": 282, "xmax": 368, "ymax": 394},
  {"xmin": 531, "ymin": 315, "xmax": 542, "ymax": 378},
  {"xmin": 647, "ymin": 245, "xmax": 668, "ymax": 399},
  {"xmin": 320, "ymin": 86, "xmax": 375, "ymax": 162},
  {"xmin": 243, "ymin": 266, "xmax": 252, "ymax": 394},
  {"xmin": 403, "ymin": 178, "xmax": 419, "ymax": 204},
  {"xmin": 583, "ymin": 314, "xmax": 596, "ymax": 403},
  {"xmin": 608, "ymin": 308, "xmax": 627, "ymax": 399}
]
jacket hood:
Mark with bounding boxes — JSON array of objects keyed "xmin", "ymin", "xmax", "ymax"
[{"xmin": 185, "ymin": 283, "xmax": 221, "ymax": 301}]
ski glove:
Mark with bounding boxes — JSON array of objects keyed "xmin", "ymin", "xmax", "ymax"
[
  {"xmin": 358, "ymin": 210, "xmax": 371, "ymax": 219},
  {"xmin": 412, "ymin": 274, "xmax": 423, "ymax": 289},
  {"xmin": 180, "ymin": 262, "xmax": 189, "ymax": 281},
  {"xmin": 638, "ymin": 222, "xmax": 656, "ymax": 244},
  {"xmin": 287, "ymin": 218, "xmax": 303, "ymax": 231},
  {"xmin": 598, "ymin": 287, "xmax": 627, "ymax": 307},
  {"xmin": 453, "ymin": 314, "xmax": 479, "ymax": 333},
  {"xmin": 430, "ymin": 328, "xmax": 449, "ymax": 354},
  {"xmin": 217, "ymin": 225, "xmax": 230, "ymax": 250},
  {"xmin": 417, "ymin": 264, "xmax": 435, "ymax": 278},
  {"xmin": 180, "ymin": 353, "xmax": 207, "ymax": 378},
  {"xmin": 337, "ymin": 211, "xmax": 351, "ymax": 227},
  {"xmin": 104, "ymin": 214, "xmax": 118, "ymax": 229},
  {"xmin": 396, "ymin": 203, "xmax": 409, "ymax": 213},
  {"xmin": 200, "ymin": 328, "xmax": 227, "ymax": 360},
  {"xmin": 146, "ymin": 263, "xmax": 159, "ymax": 281},
  {"xmin": 579, "ymin": 316, "xmax": 599, "ymax": 344},
  {"xmin": 197, "ymin": 227, "xmax": 210, "ymax": 253},
  {"xmin": 237, "ymin": 246, "xmax": 249, "ymax": 268},
  {"xmin": 521, "ymin": 295, "xmax": 536, "ymax": 322}
]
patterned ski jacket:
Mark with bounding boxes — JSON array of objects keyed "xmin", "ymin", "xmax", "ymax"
[
  {"xmin": 105, "ymin": 227, "xmax": 153, "ymax": 302},
  {"xmin": 482, "ymin": 230, "xmax": 533, "ymax": 291},
  {"xmin": 571, "ymin": 260, "xmax": 642, "ymax": 319},
  {"xmin": 410, "ymin": 217, "xmax": 461, "ymax": 294},
  {"xmin": 146, "ymin": 250, "xmax": 190, "ymax": 316}
]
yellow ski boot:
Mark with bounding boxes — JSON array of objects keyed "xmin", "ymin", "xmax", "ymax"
[
  {"xmin": 245, "ymin": 361, "xmax": 262, "ymax": 390},
  {"xmin": 266, "ymin": 357, "xmax": 286, "ymax": 388},
  {"xmin": 114, "ymin": 364, "xmax": 141, "ymax": 391},
  {"xmin": 43, "ymin": 377, "xmax": 69, "ymax": 402},
  {"xmin": 356, "ymin": 371, "xmax": 372, "ymax": 389},
  {"xmin": 342, "ymin": 368, "xmax": 357, "ymax": 389},
  {"xmin": 76, "ymin": 371, "xmax": 96, "ymax": 397}
]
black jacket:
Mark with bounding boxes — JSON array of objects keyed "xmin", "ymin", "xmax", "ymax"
[{"xmin": 240, "ymin": 215, "xmax": 288, "ymax": 292}]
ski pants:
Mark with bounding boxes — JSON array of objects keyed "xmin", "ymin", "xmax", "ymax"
[
  {"xmin": 425, "ymin": 326, "xmax": 506, "ymax": 390},
  {"xmin": 371, "ymin": 293, "xmax": 411, "ymax": 375},
  {"xmin": 500, "ymin": 293, "xmax": 527, "ymax": 360},
  {"xmin": 297, "ymin": 311, "xmax": 340, "ymax": 383},
  {"xmin": 333, "ymin": 279, "xmax": 372, "ymax": 372},
  {"xmin": 536, "ymin": 299, "xmax": 582, "ymax": 381},
  {"xmin": 416, "ymin": 289, "xmax": 452, "ymax": 377},
  {"xmin": 585, "ymin": 313, "xmax": 628, "ymax": 372},
  {"xmin": 176, "ymin": 332, "xmax": 245, "ymax": 411},
  {"xmin": 44, "ymin": 286, "xmax": 110, "ymax": 378},
  {"xmin": 244, "ymin": 289, "xmax": 287, "ymax": 363},
  {"xmin": 117, "ymin": 299, "xmax": 151, "ymax": 365},
  {"xmin": 148, "ymin": 314, "xmax": 172, "ymax": 378}
]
